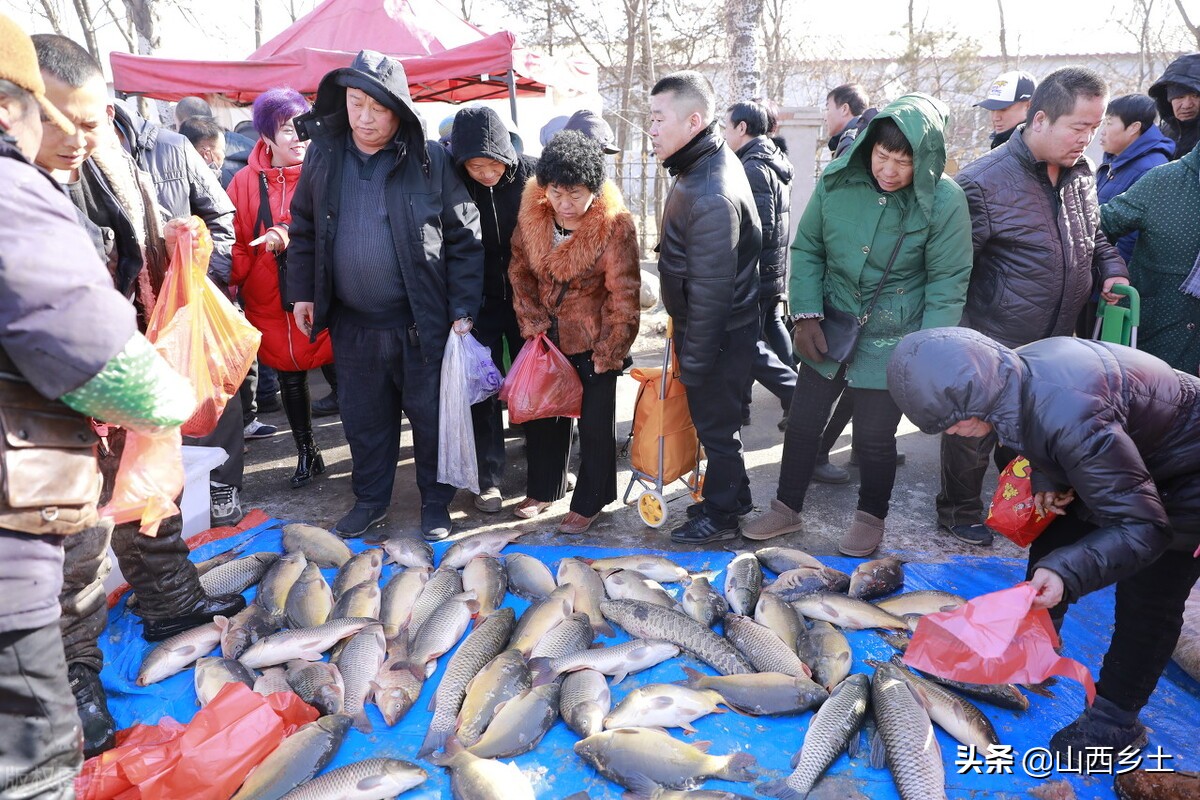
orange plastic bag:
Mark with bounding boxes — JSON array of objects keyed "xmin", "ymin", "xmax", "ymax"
[
  {"xmin": 145, "ymin": 220, "xmax": 260, "ymax": 437},
  {"xmin": 75, "ymin": 683, "xmax": 317, "ymax": 800},
  {"xmin": 986, "ymin": 456, "xmax": 1054, "ymax": 546},
  {"xmin": 628, "ymin": 353, "xmax": 700, "ymax": 484},
  {"xmin": 499, "ymin": 333, "xmax": 583, "ymax": 424},
  {"xmin": 101, "ymin": 427, "xmax": 184, "ymax": 537},
  {"xmin": 904, "ymin": 582, "xmax": 1096, "ymax": 704}
]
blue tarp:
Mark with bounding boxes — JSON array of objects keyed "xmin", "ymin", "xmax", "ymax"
[{"xmin": 100, "ymin": 518, "xmax": 1200, "ymax": 799}]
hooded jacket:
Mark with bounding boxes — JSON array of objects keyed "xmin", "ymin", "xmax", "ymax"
[
  {"xmin": 450, "ymin": 106, "xmax": 538, "ymax": 304},
  {"xmin": 657, "ymin": 125, "xmax": 761, "ymax": 387},
  {"xmin": 736, "ymin": 135, "xmax": 794, "ymax": 296},
  {"xmin": 888, "ymin": 328, "xmax": 1200, "ymax": 603},
  {"xmin": 287, "ymin": 50, "xmax": 484, "ymax": 363},
  {"xmin": 1149, "ymin": 54, "xmax": 1200, "ymax": 160},
  {"xmin": 1097, "ymin": 124, "xmax": 1175, "ymax": 263},
  {"xmin": 228, "ymin": 139, "xmax": 333, "ymax": 372},
  {"xmin": 790, "ymin": 93, "xmax": 973, "ymax": 390},
  {"xmin": 954, "ymin": 126, "xmax": 1128, "ymax": 348}
]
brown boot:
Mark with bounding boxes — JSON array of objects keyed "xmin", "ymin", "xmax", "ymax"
[
  {"xmin": 743, "ymin": 499, "xmax": 804, "ymax": 541},
  {"xmin": 840, "ymin": 510, "xmax": 884, "ymax": 557}
]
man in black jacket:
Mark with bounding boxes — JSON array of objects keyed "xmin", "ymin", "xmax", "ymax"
[
  {"xmin": 889, "ymin": 327, "xmax": 1200, "ymax": 756},
  {"xmin": 938, "ymin": 67, "xmax": 1129, "ymax": 547},
  {"xmin": 289, "ymin": 50, "xmax": 484, "ymax": 541},
  {"xmin": 650, "ymin": 71, "xmax": 762, "ymax": 544},
  {"xmin": 1148, "ymin": 53, "xmax": 1200, "ymax": 160},
  {"xmin": 974, "ymin": 69, "xmax": 1036, "ymax": 150}
]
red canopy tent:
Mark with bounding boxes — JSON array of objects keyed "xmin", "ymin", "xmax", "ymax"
[{"xmin": 109, "ymin": 0, "xmax": 595, "ymax": 119}]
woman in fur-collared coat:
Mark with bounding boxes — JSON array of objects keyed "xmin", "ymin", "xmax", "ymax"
[{"xmin": 508, "ymin": 130, "xmax": 641, "ymax": 534}]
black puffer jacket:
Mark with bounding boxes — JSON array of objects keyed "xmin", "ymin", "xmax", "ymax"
[
  {"xmin": 954, "ymin": 128, "xmax": 1127, "ymax": 348},
  {"xmin": 736, "ymin": 135, "xmax": 793, "ymax": 297},
  {"xmin": 450, "ymin": 106, "xmax": 537, "ymax": 304},
  {"xmin": 658, "ymin": 126, "xmax": 761, "ymax": 386},
  {"xmin": 1148, "ymin": 53, "xmax": 1200, "ymax": 160},
  {"xmin": 888, "ymin": 328, "xmax": 1200, "ymax": 603}
]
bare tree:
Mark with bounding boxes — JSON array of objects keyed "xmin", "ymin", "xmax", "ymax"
[
  {"xmin": 996, "ymin": 0, "xmax": 1009, "ymax": 67},
  {"xmin": 727, "ymin": 0, "xmax": 764, "ymax": 101},
  {"xmin": 1173, "ymin": 0, "xmax": 1200, "ymax": 48},
  {"xmin": 37, "ymin": 0, "xmax": 66, "ymax": 34}
]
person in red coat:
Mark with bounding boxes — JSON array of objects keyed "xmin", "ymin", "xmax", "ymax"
[{"xmin": 228, "ymin": 88, "xmax": 333, "ymax": 487}]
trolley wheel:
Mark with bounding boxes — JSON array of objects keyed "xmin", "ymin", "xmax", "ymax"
[{"xmin": 638, "ymin": 490, "xmax": 668, "ymax": 528}]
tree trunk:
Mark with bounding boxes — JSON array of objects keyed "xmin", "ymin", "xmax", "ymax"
[
  {"xmin": 1174, "ymin": 0, "xmax": 1200, "ymax": 49},
  {"xmin": 996, "ymin": 0, "xmax": 1009, "ymax": 67},
  {"xmin": 122, "ymin": 0, "xmax": 160, "ymax": 55},
  {"xmin": 727, "ymin": 0, "xmax": 763, "ymax": 101},
  {"xmin": 38, "ymin": 0, "xmax": 66, "ymax": 34},
  {"xmin": 618, "ymin": 0, "xmax": 639, "ymax": 152},
  {"xmin": 254, "ymin": 0, "xmax": 263, "ymax": 48}
]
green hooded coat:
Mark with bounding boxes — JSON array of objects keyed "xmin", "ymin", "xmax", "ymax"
[{"xmin": 789, "ymin": 93, "xmax": 973, "ymax": 389}]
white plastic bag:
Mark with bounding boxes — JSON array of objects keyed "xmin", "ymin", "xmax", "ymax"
[{"xmin": 438, "ymin": 332, "xmax": 479, "ymax": 494}]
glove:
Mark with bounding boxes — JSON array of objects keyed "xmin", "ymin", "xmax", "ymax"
[{"xmin": 792, "ymin": 318, "xmax": 828, "ymax": 363}]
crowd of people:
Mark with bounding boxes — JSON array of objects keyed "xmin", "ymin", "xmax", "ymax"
[{"xmin": 2, "ymin": 8, "xmax": 1199, "ymax": 796}]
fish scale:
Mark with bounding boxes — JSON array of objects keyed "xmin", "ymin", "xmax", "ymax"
[
  {"xmin": 558, "ymin": 557, "xmax": 614, "ymax": 637},
  {"xmin": 379, "ymin": 567, "xmax": 431, "ymax": 639},
  {"xmin": 332, "ymin": 549, "xmax": 383, "ymax": 600},
  {"xmin": 462, "ymin": 555, "xmax": 507, "ymax": 620},
  {"xmin": 231, "ymin": 714, "xmax": 351, "ymax": 800},
  {"xmin": 871, "ymin": 663, "xmax": 947, "ymax": 800},
  {"xmin": 239, "ymin": 617, "xmax": 375, "ymax": 669},
  {"xmin": 560, "ymin": 668, "xmax": 611, "ymax": 738},
  {"xmin": 724, "ymin": 553, "xmax": 764, "ymax": 616},
  {"xmin": 504, "ymin": 553, "xmax": 557, "ymax": 600},
  {"xmin": 771, "ymin": 673, "xmax": 870, "ymax": 799},
  {"xmin": 407, "ymin": 592, "xmax": 478, "ymax": 676},
  {"xmin": 274, "ymin": 757, "xmax": 426, "ymax": 800},
  {"xmin": 529, "ymin": 612, "xmax": 594, "ymax": 660},
  {"xmin": 544, "ymin": 638, "xmax": 680, "ymax": 682},
  {"xmin": 600, "ymin": 599, "xmax": 753, "ymax": 676},
  {"xmin": 336, "ymin": 623, "xmax": 386, "ymax": 733},
  {"xmin": 405, "ymin": 566, "xmax": 463, "ymax": 644},
  {"xmin": 680, "ymin": 575, "xmax": 728, "ymax": 628},
  {"xmin": 723, "ymin": 615, "xmax": 811, "ymax": 678},
  {"xmin": 456, "ymin": 650, "xmax": 531, "ymax": 747},
  {"xmin": 199, "ymin": 552, "xmax": 278, "ymax": 597}
]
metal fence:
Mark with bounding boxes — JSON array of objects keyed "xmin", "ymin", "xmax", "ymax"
[{"xmin": 607, "ymin": 145, "xmax": 673, "ymax": 257}]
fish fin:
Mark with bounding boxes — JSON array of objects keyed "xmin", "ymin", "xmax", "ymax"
[
  {"xmin": 720, "ymin": 751, "xmax": 757, "ymax": 782},
  {"xmin": 690, "ymin": 569, "xmax": 721, "ymax": 582},
  {"xmin": 528, "ymin": 657, "xmax": 557, "ymax": 686},
  {"xmin": 789, "ymin": 742, "xmax": 803, "ymax": 768},
  {"xmin": 681, "ymin": 721, "xmax": 697, "ymax": 734},
  {"xmin": 692, "ymin": 739, "xmax": 712, "ymax": 753},
  {"xmin": 869, "ymin": 728, "xmax": 887, "ymax": 770},
  {"xmin": 597, "ymin": 621, "xmax": 616, "ymax": 638},
  {"xmin": 424, "ymin": 659, "xmax": 438, "ymax": 679},
  {"xmin": 621, "ymin": 772, "xmax": 659, "ymax": 797},
  {"xmin": 213, "ymin": 615, "xmax": 229, "ymax": 631},
  {"xmin": 677, "ymin": 665, "xmax": 703, "ymax": 687},
  {"xmin": 757, "ymin": 778, "xmax": 805, "ymax": 800},
  {"xmin": 1023, "ymin": 681, "xmax": 1057, "ymax": 699},
  {"xmin": 351, "ymin": 708, "xmax": 372, "ymax": 734},
  {"xmin": 610, "ymin": 670, "xmax": 629, "ymax": 686},
  {"xmin": 847, "ymin": 726, "xmax": 864, "ymax": 759},
  {"xmin": 298, "ymin": 649, "xmax": 324, "ymax": 661},
  {"xmin": 563, "ymin": 793, "xmax": 592, "ymax": 800},
  {"xmin": 416, "ymin": 724, "xmax": 448, "ymax": 759}
]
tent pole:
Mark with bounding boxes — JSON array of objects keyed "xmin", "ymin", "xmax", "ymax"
[{"xmin": 506, "ymin": 69, "xmax": 518, "ymax": 124}]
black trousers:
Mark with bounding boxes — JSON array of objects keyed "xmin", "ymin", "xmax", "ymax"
[
  {"xmin": 523, "ymin": 351, "xmax": 619, "ymax": 517},
  {"xmin": 470, "ymin": 297, "xmax": 525, "ymax": 493},
  {"xmin": 743, "ymin": 295, "xmax": 797, "ymax": 414},
  {"xmin": 936, "ymin": 430, "xmax": 1018, "ymax": 528},
  {"xmin": 1028, "ymin": 515, "xmax": 1200, "ymax": 713},
  {"xmin": 182, "ymin": 391, "xmax": 244, "ymax": 489},
  {"xmin": 817, "ymin": 390, "xmax": 854, "ymax": 461},
  {"xmin": 778, "ymin": 364, "xmax": 903, "ymax": 519}
]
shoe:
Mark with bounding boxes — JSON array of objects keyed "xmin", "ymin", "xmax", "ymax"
[
  {"xmin": 1115, "ymin": 769, "xmax": 1200, "ymax": 800},
  {"xmin": 69, "ymin": 663, "xmax": 116, "ymax": 758},
  {"xmin": 558, "ymin": 511, "xmax": 598, "ymax": 535},
  {"xmin": 243, "ymin": 418, "xmax": 278, "ymax": 439},
  {"xmin": 513, "ymin": 497, "xmax": 552, "ymax": 519},
  {"xmin": 291, "ymin": 431, "xmax": 325, "ymax": 489},
  {"xmin": 743, "ymin": 498, "xmax": 804, "ymax": 541},
  {"xmin": 421, "ymin": 504, "xmax": 452, "ymax": 542},
  {"xmin": 209, "ymin": 482, "xmax": 243, "ymax": 527},
  {"xmin": 840, "ymin": 510, "xmax": 885, "ymax": 557},
  {"xmin": 812, "ymin": 461, "xmax": 850, "ymax": 484},
  {"xmin": 670, "ymin": 513, "xmax": 740, "ymax": 544},
  {"xmin": 256, "ymin": 392, "xmax": 282, "ymax": 413},
  {"xmin": 943, "ymin": 522, "xmax": 995, "ymax": 547},
  {"xmin": 474, "ymin": 487, "xmax": 502, "ymax": 513},
  {"xmin": 334, "ymin": 505, "xmax": 387, "ymax": 538},
  {"xmin": 1049, "ymin": 696, "xmax": 1148, "ymax": 757},
  {"xmin": 778, "ymin": 414, "xmax": 789, "ymax": 432},
  {"xmin": 141, "ymin": 592, "xmax": 247, "ymax": 642},
  {"xmin": 311, "ymin": 391, "xmax": 339, "ymax": 418},
  {"xmin": 686, "ymin": 501, "xmax": 753, "ymax": 519}
]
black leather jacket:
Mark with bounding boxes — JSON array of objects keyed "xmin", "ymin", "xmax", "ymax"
[
  {"xmin": 736, "ymin": 136, "xmax": 793, "ymax": 297},
  {"xmin": 657, "ymin": 127, "xmax": 762, "ymax": 385}
]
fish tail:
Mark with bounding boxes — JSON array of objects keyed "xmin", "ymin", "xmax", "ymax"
[
  {"xmin": 677, "ymin": 665, "xmax": 703, "ymax": 687},
  {"xmin": 757, "ymin": 778, "xmax": 806, "ymax": 800},
  {"xmin": 351, "ymin": 708, "xmax": 372, "ymax": 734},
  {"xmin": 416, "ymin": 723, "xmax": 449, "ymax": 758},
  {"xmin": 720, "ymin": 751, "xmax": 758, "ymax": 782}
]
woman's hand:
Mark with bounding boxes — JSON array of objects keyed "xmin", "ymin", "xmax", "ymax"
[
  {"xmin": 249, "ymin": 226, "xmax": 289, "ymax": 252},
  {"xmin": 163, "ymin": 217, "xmax": 203, "ymax": 254},
  {"xmin": 1029, "ymin": 568, "xmax": 1065, "ymax": 610},
  {"xmin": 1033, "ymin": 488, "xmax": 1075, "ymax": 518},
  {"xmin": 792, "ymin": 318, "xmax": 828, "ymax": 363},
  {"xmin": 293, "ymin": 302, "xmax": 314, "ymax": 337},
  {"xmin": 452, "ymin": 317, "xmax": 473, "ymax": 336},
  {"xmin": 1101, "ymin": 276, "xmax": 1130, "ymax": 305}
]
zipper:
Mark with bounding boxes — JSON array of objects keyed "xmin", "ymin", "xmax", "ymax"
[
  {"xmin": 487, "ymin": 186, "xmax": 506, "ymax": 300},
  {"xmin": 277, "ymin": 167, "xmax": 288, "ymax": 221}
]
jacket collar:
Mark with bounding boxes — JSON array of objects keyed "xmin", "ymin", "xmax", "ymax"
[
  {"xmin": 516, "ymin": 179, "xmax": 626, "ymax": 283},
  {"xmin": 1009, "ymin": 125, "xmax": 1095, "ymax": 183},
  {"xmin": 662, "ymin": 124, "xmax": 723, "ymax": 176},
  {"xmin": 1106, "ymin": 124, "xmax": 1176, "ymax": 172}
]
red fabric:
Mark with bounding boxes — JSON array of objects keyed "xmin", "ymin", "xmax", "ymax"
[{"xmin": 227, "ymin": 141, "xmax": 332, "ymax": 372}]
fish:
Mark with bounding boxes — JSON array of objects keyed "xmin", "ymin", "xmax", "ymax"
[
  {"xmin": 440, "ymin": 530, "xmax": 525, "ymax": 570},
  {"xmin": 405, "ymin": 566, "xmax": 463, "ymax": 644},
  {"xmin": 231, "ymin": 714, "xmax": 352, "ymax": 800},
  {"xmin": 796, "ymin": 621, "xmax": 852, "ymax": 692},
  {"xmin": 331, "ymin": 581, "xmax": 381, "ymax": 621},
  {"xmin": 379, "ymin": 566, "xmax": 431, "ymax": 639},
  {"xmin": 216, "ymin": 603, "xmax": 281, "ymax": 660},
  {"xmin": 199, "ymin": 552, "xmax": 279, "ymax": 597},
  {"xmin": 754, "ymin": 593, "xmax": 804, "ymax": 654},
  {"xmin": 560, "ymin": 668, "xmax": 611, "ymax": 738},
  {"xmin": 879, "ymin": 659, "xmax": 1000, "ymax": 751},
  {"xmin": 195, "ymin": 547, "xmax": 243, "ymax": 576},
  {"xmin": 509, "ymin": 584, "xmax": 574, "ymax": 656},
  {"xmin": 870, "ymin": 662, "xmax": 946, "ymax": 800},
  {"xmin": 239, "ymin": 617, "xmax": 375, "ymax": 669},
  {"xmin": 462, "ymin": 555, "xmax": 507, "ymax": 621},
  {"xmin": 582, "ymin": 555, "xmax": 690, "ymax": 583},
  {"xmin": 417, "ymin": 607, "xmax": 515, "ymax": 756},
  {"xmin": 285, "ymin": 660, "xmax": 345, "ymax": 716},
  {"xmin": 456, "ymin": 649, "xmax": 531, "ymax": 747},
  {"xmin": 428, "ymin": 736, "xmax": 536, "ymax": 800},
  {"xmin": 335, "ymin": 622, "xmax": 387, "ymax": 732},
  {"xmin": 286, "ymin": 563, "xmax": 333, "ymax": 629},
  {"xmin": 255, "ymin": 552, "xmax": 309, "ymax": 617},
  {"xmin": 194, "ymin": 656, "xmax": 255, "ymax": 706},
  {"xmin": 379, "ymin": 536, "xmax": 434, "ymax": 569},
  {"xmin": 624, "ymin": 792, "xmax": 757, "ymax": 800},
  {"xmin": 764, "ymin": 567, "xmax": 851, "ymax": 601},
  {"xmin": 759, "ymin": 673, "xmax": 870, "ymax": 800},
  {"xmin": 281, "ymin": 523, "xmax": 353, "ymax": 568},
  {"xmin": 874, "ymin": 590, "xmax": 966, "ymax": 617},
  {"xmin": 529, "ymin": 612, "xmax": 595, "ymax": 660},
  {"xmin": 678, "ymin": 667, "xmax": 828, "ymax": 716},
  {"xmin": 558, "ymin": 557, "xmax": 615, "ymax": 637},
  {"xmin": 370, "ymin": 637, "xmax": 424, "ymax": 727},
  {"xmin": 877, "ymin": 637, "xmax": 1032, "ymax": 712},
  {"xmin": 601, "ymin": 599, "xmax": 753, "ymax": 676},
  {"xmin": 274, "ymin": 757, "xmax": 426, "ymax": 800},
  {"xmin": 465, "ymin": 682, "xmax": 560, "ymax": 758},
  {"xmin": 723, "ymin": 615, "xmax": 811, "ymax": 678},
  {"xmin": 847, "ymin": 556, "xmax": 905, "ymax": 600},
  {"xmin": 791, "ymin": 592, "xmax": 909, "ymax": 630},
  {"xmin": 679, "ymin": 575, "xmax": 728, "ymax": 629},
  {"xmin": 504, "ymin": 553, "xmax": 557, "ymax": 601},
  {"xmin": 137, "ymin": 622, "xmax": 221, "ymax": 686},
  {"xmin": 407, "ymin": 591, "xmax": 479, "ymax": 677},
  {"xmin": 331, "ymin": 549, "xmax": 383, "ymax": 600},
  {"xmin": 253, "ymin": 666, "xmax": 291, "ymax": 696},
  {"xmin": 603, "ymin": 568, "xmax": 677, "ymax": 608},
  {"xmin": 604, "ymin": 684, "xmax": 728, "ymax": 733},
  {"xmin": 533, "ymin": 639, "xmax": 680, "ymax": 684},
  {"xmin": 574, "ymin": 728, "xmax": 757, "ymax": 792},
  {"xmin": 754, "ymin": 547, "xmax": 824, "ymax": 574},
  {"xmin": 723, "ymin": 553, "xmax": 763, "ymax": 616}
]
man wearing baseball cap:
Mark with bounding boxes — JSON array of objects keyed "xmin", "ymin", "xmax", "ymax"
[{"xmin": 976, "ymin": 69, "xmax": 1036, "ymax": 149}]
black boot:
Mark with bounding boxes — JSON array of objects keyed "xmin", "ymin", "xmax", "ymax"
[
  {"xmin": 68, "ymin": 663, "xmax": 116, "ymax": 758},
  {"xmin": 279, "ymin": 370, "xmax": 324, "ymax": 488},
  {"xmin": 291, "ymin": 430, "xmax": 325, "ymax": 488},
  {"xmin": 141, "ymin": 593, "xmax": 247, "ymax": 642},
  {"xmin": 1049, "ymin": 695, "xmax": 1148, "ymax": 757}
]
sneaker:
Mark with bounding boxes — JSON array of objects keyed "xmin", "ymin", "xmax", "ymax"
[
  {"xmin": 812, "ymin": 461, "xmax": 850, "ymax": 484},
  {"xmin": 474, "ymin": 487, "xmax": 502, "ymax": 514},
  {"xmin": 209, "ymin": 482, "xmax": 243, "ymax": 527},
  {"xmin": 943, "ymin": 522, "xmax": 995, "ymax": 547},
  {"xmin": 670, "ymin": 513, "xmax": 740, "ymax": 544},
  {"xmin": 1049, "ymin": 696, "xmax": 1148, "ymax": 757},
  {"xmin": 334, "ymin": 505, "xmax": 387, "ymax": 538},
  {"xmin": 421, "ymin": 504, "xmax": 452, "ymax": 542},
  {"xmin": 686, "ymin": 501, "xmax": 753, "ymax": 519},
  {"xmin": 743, "ymin": 498, "xmax": 805, "ymax": 541},
  {"xmin": 311, "ymin": 392, "xmax": 339, "ymax": 418},
  {"xmin": 243, "ymin": 419, "xmax": 279, "ymax": 439},
  {"xmin": 68, "ymin": 663, "xmax": 116, "ymax": 758}
]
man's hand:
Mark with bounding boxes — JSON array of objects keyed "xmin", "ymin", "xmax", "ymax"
[
  {"xmin": 293, "ymin": 302, "xmax": 315, "ymax": 337},
  {"xmin": 163, "ymin": 217, "xmax": 203, "ymax": 254},
  {"xmin": 792, "ymin": 318, "xmax": 828, "ymax": 363},
  {"xmin": 452, "ymin": 317, "xmax": 473, "ymax": 336},
  {"xmin": 1033, "ymin": 488, "xmax": 1075, "ymax": 518},
  {"xmin": 1101, "ymin": 276, "xmax": 1131, "ymax": 304},
  {"xmin": 1030, "ymin": 568, "xmax": 1065, "ymax": 610}
]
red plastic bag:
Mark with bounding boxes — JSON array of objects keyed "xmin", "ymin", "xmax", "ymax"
[
  {"xmin": 145, "ymin": 220, "xmax": 261, "ymax": 437},
  {"xmin": 75, "ymin": 683, "xmax": 316, "ymax": 800},
  {"xmin": 904, "ymin": 582, "xmax": 1096, "ymax": 704},
  {"xmin": 499, "ymin": 333, "xmax": 583, "ymax": 424},
  {"xmin": 101, "ymin": 427, "xmax": 184, "ymax": 537},
  {"xmin": 986, "ymin": 456, "xmax": 1054, "ymax": 547}
]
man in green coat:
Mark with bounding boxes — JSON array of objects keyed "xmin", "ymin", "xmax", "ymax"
[
  {"xmin": 743, "ymin": 93, "xmax": 973, "ymax": 555},
  {"xmin": 1100, "ymin": 146, "xmax": 1200, "ymax": 375}
]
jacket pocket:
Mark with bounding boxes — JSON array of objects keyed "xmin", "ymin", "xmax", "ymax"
[{"xmin": 405, "ymin": 192, "xmax": 446, "ymax": 283}]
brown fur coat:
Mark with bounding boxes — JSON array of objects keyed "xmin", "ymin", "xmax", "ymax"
[{"xmin": 509, "ymin": 179, "xmax": 641, "ymax": 373}]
